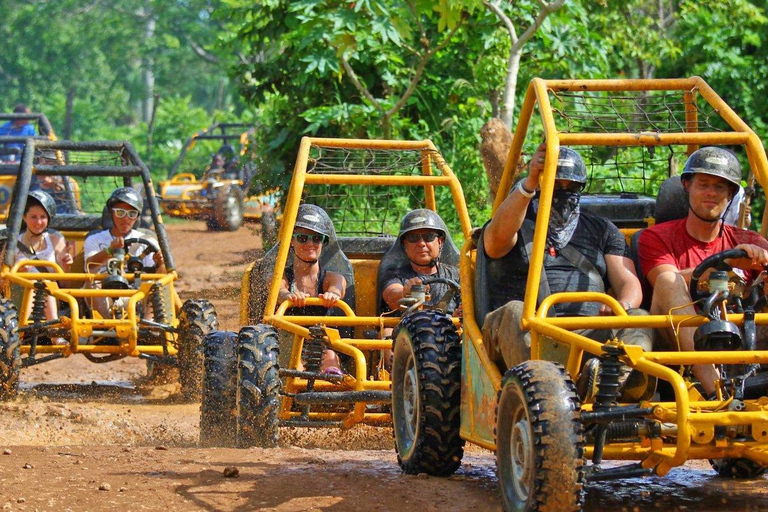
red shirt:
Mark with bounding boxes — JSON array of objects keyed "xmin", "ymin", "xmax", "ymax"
[{"xmin": 638, "ymin": 218, "xmax": 768, "ymax": 278}]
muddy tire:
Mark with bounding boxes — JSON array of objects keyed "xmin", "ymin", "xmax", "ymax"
[
  {"xmin": 200, "ymin": 330, "xmax": 238, "ymax": 447},
  {"xmin": 260, "ymin": 211, "xmax": 278, "ymax": 251},
  {"xmin": 496, "ymin": 360, "xmax": 585, "ymax": 511},
  {"xmin": 177, "ymin": 300, "xmax": 218, "ymax": 401},
  {"xmin": 710, "ymin": 458, "xmax": 767, "ymax": 478},
  {"xmin": 237, "ymin": 325, "xmax": 281, "ymax": 448},
  {"xmin": 392, "ymin": 310, "xmax": 463, "ymax": 476},
  {"xmin": 209, "ymin": 185, "xmax": 243, "ymax": 232},
  {"xmin": 0, "ymin": 299, "xmax": 20, "ymax": 401}
]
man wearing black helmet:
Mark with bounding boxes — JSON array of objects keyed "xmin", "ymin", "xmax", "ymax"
[
  {"xmin": 381, "ymin": 209, "xmax": 461, "ymax": 315},
  {"xmin": 84, "ymin": 187, "xmax": 164, "ymax": 274},
  {"xmin": 482, "ymin": 145, "xmax": 651, "ymax": 399},
  {"xmin": 639, "ymin": 146, "xmax": 768, "ymax": 395}
]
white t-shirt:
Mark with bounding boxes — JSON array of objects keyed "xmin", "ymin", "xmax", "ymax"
[
  {"xmin": 14, "ymin": 232, "xmax": 57, "ymax": 272},
  {"xmin": 83, "ymin": 229, "xmax": 159, "ymax": 273}
]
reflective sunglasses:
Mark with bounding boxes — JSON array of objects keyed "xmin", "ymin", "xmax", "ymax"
[
  {"xmin": 112, "ymin": 208, "xmax": 140, "ymax": 219},
  {"xmin": 404, "ymin": 232, "xmax": 440, "ymax": 244},
  {"xmin": 292, "ymin": 233, "xmax": 326, "ymax": 244}
]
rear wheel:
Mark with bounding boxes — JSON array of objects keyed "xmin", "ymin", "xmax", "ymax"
[
  {"xmin": 209, "ymin": 185, "xmax": 243, "ymax": 232},
  {"xmin": 710, "ymin": 458, "xmax": 767, "ymax": 478},
  {"xmin": 237, "ymin": 325, "xmax": 281, "ymax": 448},
  {"xmin": 392, "ymin": 311, "xmax": 463, "ymax": 476},
  {"xmin": 0, "ymin": 299, "xmax": 20, "ymax": 401},
  {"xmin": 200, "ymin": 330, "xmax": 238, "ymax": 447},
  {"xmin": 260, "ymin": 211, "xmax": 278, "ymax": 251},
  {"xmin": 177, "ymin": 300, "xmax": 218, "ymax": 400},
  {"xmin": 496, "ymin": 360, "xmax": 585, "ymax": 511}
]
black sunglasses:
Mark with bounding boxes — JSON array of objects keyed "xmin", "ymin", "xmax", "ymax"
[
  {"xmin": 404, "ymin": 232, "xmax": 440, "ymax": 244},
  {"xmin": 292, "ymin": 233, "xmax": 326, "ymax": 244}
]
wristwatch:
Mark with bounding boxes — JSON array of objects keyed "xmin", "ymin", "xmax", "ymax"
[{"xmin": 516, "ymin": 181, "xmax": 536, "ymax": 198}]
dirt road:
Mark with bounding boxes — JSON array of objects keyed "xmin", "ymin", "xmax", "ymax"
[{"xmin": 1, "ymin": 221, "xmax": 767, "ymax": 511}]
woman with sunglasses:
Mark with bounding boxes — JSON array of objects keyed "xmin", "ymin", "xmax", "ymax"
[
  {"xmin": 84, "ymin": 187, "xmax": 164, "ymax": 274},
  {"xmin": 381, "ymin": 209, "xmax": 461, "ymax": 315},
  {"xmin": 13, "ymin": 191, "xmax": 73, "ymax": 334},
  {"xmin": 277, "ymin": 204, "xmax": 346, "ymax": 375}
]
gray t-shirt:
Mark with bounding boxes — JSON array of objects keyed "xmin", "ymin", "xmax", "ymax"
[{"xmin": 381, "ymin": 263, "xmax": 461, "ymax": 315}]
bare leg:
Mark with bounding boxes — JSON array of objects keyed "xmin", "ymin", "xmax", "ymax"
[{"xmin": 651, "ymin": 271, "xmax": 719, "ymax": 395}]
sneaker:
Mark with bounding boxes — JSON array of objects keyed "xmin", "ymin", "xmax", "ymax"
[{"xmin": 576, "ymin": 358, "xmax": 601, "ymax": 403}]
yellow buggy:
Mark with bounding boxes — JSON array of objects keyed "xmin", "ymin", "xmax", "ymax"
[
  {"xmin": 390, "ymin": 77, "xmax": 768, "ymax": 510},
  {"xmin": 158, "ymin": 123, "xmax": 280, "ymax": 236},
  {"xmin": 0, "ymin": 112, "xmax": 58, "ymax": 223},
  {"xmin": 199, "ymin": 137, "xmax": 472, "ymax": 447},
  {"xmin": 0, "ymin": 139, "xmax": 217, "ymax": 401}
]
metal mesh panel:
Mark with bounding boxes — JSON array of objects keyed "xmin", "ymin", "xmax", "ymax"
[{"xmin": 302, "ymin": 145, "xmax": 441, "ymax": 237}]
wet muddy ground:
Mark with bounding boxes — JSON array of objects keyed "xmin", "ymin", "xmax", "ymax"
[{"xmin": 1, "ymin": 221, "xmax": 767, "ymax": 511}]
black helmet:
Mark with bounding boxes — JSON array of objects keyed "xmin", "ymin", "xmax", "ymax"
[
  {"xmin": 681, "ymin": 147, "xmax": 742, "ymax": 189},
  {"xmin": 294, "ymin": 204, "xmax": 333, "ymax": 239},
  {"xmin": 106, "ymin": 187, "xmax": 143, "ymax": 212},
  {"xmin": 555, "ymin": 147, "xmax": 587, "ymax": 184},
  {"xmin": 398, "ymin": 209, "xmax": 447, "ymax": 241},
  {"xmin": 27, "ymin": 190, "xmax": 56, "ymax": 221}
]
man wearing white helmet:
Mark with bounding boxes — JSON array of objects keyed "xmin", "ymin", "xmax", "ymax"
[
  {"xmin": 84, "ymin": 187, "xmax": 164, "ymax": 274},
  {"xmin": 639, "ymin": 146, "xmax": 768, "ymax": 395}
]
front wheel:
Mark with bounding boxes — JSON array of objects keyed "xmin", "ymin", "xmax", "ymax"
[
  {"xmin": 200, "ymin": 330, "xmax": 238, "ymax": 447},
  {"xmin": 209, "ymin": 185, "xmax": 243, "ymax": 232},
  {"xmin": 710, "ymin": 458, "xmax": 767, "ymax": 478},
  {"xmin": 177, "ymin": 300, "xmax": 218, "ymax": 400},
  {"xmin": 0, "ymin": 299, "xmax": 20, "ymax": 401},
  {"xmin": 496, "ymin": 360, "xmax": 585, "ymax": 511},
  {"xmin": 392, "ymin": 310, "xmax": 463, "ymax": 476},
  {"xmin": 237, "ymin": 325, "xmax": 281, "ymax": 448}
]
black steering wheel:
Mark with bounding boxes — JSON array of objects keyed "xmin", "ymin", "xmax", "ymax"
[
  {"xmin": 689, "ymin": 248, "xmax": 748, "ymax": 304},
  {"xmin": 419, "ymin": 276, "xmax": 461, "ymax": 314},
  {"xmin": 122, "ymin": 238, "xmax": 159, "ymax": 272}
]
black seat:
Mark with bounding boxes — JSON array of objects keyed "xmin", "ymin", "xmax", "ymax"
[
  {"xmin": 374, "ymin": 217, "xmax": 460, "ymax": 315},
  {"xmin": 247, "ymin": 211, "xmax": 356, "ymax": 326},
  {"xmin": 628, "ymin": 175, "xmax": 689, "ymax": 310}
]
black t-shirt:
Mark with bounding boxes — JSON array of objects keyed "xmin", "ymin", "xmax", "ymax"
[
  {"xmin": 486, "ymin": 213, "xmax": 627, "ymax": 316},
  {"xmin": 283, "ymin": 265, "xmax": 329, "ymax": 316},
  {"xmin": 381, "ymin": 263, "xmax": 461, "ymax": 315}
]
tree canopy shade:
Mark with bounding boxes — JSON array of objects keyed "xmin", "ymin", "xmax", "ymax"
[{"xmin": 3, "ymin": 0, "xmax": 768, "ymax": 228}]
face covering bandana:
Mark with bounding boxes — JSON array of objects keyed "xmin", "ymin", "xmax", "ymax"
[{"xmin": 533, "ymin": 189, "xmax": 581, "ymax": 250}]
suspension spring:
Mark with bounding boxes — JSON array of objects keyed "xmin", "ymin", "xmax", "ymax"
[
  {"xmin": 594, "ymin": 345, "xmax": 624, "ymax": 410},
  {"xmin": 30, "ymin": 281, "xmax": 48, "ymax": 325},
  {"xmin": 151, "ymin": 283, "xmax": 167, "ymax": 323},
  {"xmin": 303, "ymin": 325, "xmax": 327, "ymax": 373}
]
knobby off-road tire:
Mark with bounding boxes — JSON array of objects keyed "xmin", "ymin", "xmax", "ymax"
[
  {"xmin": 200, "ymin": 330, "xmax": 238, "ymax": 447},
  {"xmin": 392, "ymin": 310, "xmax": 464, "ymax": 476},
  {"xmin": 237, "ymin": 325, "xmax": 281, "ymax": 448},
  {"xmin": 177, "ymin": 300, "xmax": 218, "ymax": 401},
  {"xmin": 209, "ymin": 185, "xmax": 244, "ymax": 232},
  {"xmin": 0, "ymin": 298, "xmax": 21, "ymax": 401},
  {"xmin": 496, "ymin": 360, "xmax": 585, "ymax": 512},
  {"xmin": 710, "ymin": 457, "xmax": 767, "ymax": 478}
]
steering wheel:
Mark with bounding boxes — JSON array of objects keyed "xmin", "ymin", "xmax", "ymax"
[
  {"xmin": 689, "ymin": 249, "xmax": 749, "ymax": 305},
  {"xmin": 122, "ymin": 238, "xmax": 159, "ymax": 272},
  {"xmin": 418, "ymin": 276, "xmax": 461, "ymax": 314}
]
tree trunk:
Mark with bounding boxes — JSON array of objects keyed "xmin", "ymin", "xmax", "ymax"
[
  {"xmin": 141, "ymin": 13, "xmax": 156, "ymax": 123},
  {"xmin": 64, "ymin": 86, "xmax": 76, "ymax": 140},
  {"xmin": 499, "ymin": 50, "xmax": 521, "ymax": 127},
  {"xmin": 479, "ymin": 118, "xmax": 512, "ymax": 201}
]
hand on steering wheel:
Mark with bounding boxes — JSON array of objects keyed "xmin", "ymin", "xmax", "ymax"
[{"xmin": 122, "ymin": 237, "xmax": 160, "ymax": 272}]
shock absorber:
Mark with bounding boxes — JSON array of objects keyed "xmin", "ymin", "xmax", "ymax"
[
  {"xmin": 150, "ymin": 283, "xmax": 167, "ymax": 323},
  {"xmin": 594, "ymin": 345, "xmax": 623, "ymax": 410},
  {"xmin": 592, "ymin": 344, "xmax": 624, "ymax": 464},
  {"xmin": 30, "ymin": 281, "xmax": 48, "ymax": 325},
  {"xmin": 303, "ymin": 325, "xmax": 327, "ymax": 374}
]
